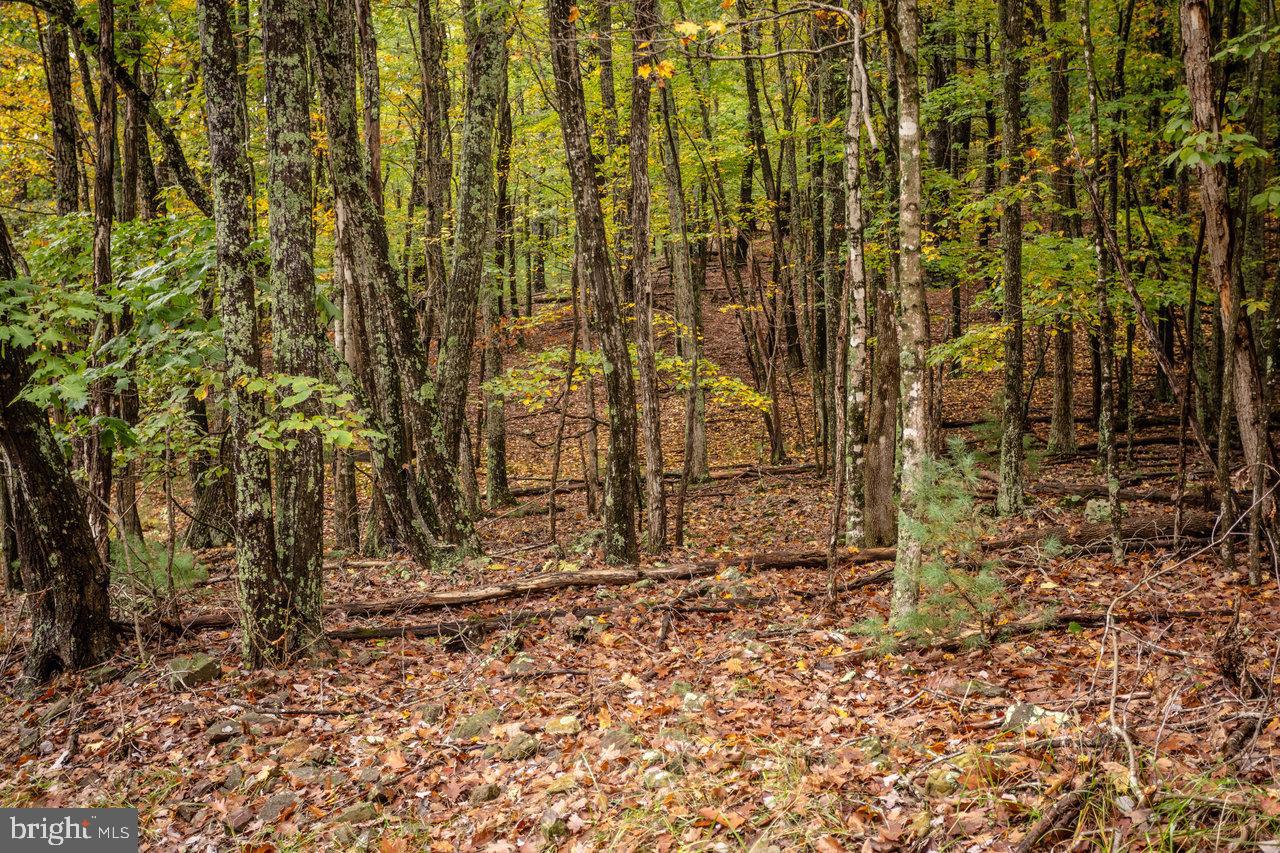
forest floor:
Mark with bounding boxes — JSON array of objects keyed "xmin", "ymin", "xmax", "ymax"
[{"xmin": 3, "ymin": 271, "xmax": 1280, "ymax": 851}]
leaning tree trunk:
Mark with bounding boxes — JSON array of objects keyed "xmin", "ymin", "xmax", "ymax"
[
  {"xmin": 0, "ymin": 213, "xmax": 115, "ymax": 685},
  {"xmin": 198, "ymin": 0, "xmax": 289, "ymax": 664},
  {"xmin": 630, "ymin": 0, "xmax": 665, "ymax": 553},
  {"xmin": 996, "ymin": 0, "xmax": 1025, "ymax": 514},
  {"xmin": 547, "ymin": 0, "xmax": 639, "ymax": 564},
  {"xmin": 885, "ymin": 0, "xmax": 929, "ymax": 621},
  {"xmin": 262, "ymin": 0, "xmax": 324, "ymax": 656}
]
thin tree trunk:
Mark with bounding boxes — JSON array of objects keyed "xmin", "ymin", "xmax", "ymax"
[
  {"xmin": 547, "ymin": 0, "xmax": 639, "ymax": 563},
  {"xmin": 630, "ymin": 0, "xmax": 665, "ymax": 552},
  {"xmin": 1046, "ymin": 0, "xmax": 1077, "ymax": 454},
  {"xmin": 885, "ymin": 0, "xmax": 929, "ymax": 621},
  {"xmin": 658, "ymin": 85, "xmax": 707, "ymax": 479},
  {"xmin": 996, "ymin": 0, "xmax": 1025, "ymax": 514},
  {"xmin": 311, "ymin": 0, "xmax": 474, "ymax": 555},
  {"xmin": 1082, "ymin": 0, "xmax": 1122, "ymax": 559},
  {"xmin": 436, "ymin": 0, "xmax": 507, "ymax": 456},
  {"xmin": 84, "ymin": 0, "xmax": 116, "ymax": 564},
  {"xmin": 42, "ymin": 17, "xmax": 80, "ymax": 214}
]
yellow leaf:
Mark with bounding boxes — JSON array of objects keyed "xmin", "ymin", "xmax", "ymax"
[
  {"xmin": 656, "ymin": 59, "xmax": 676, "ymax": 78},
  {"xmin": 674, "ymin": 19, "xmax": 702, "ymax": 37},
  {"xmin": 705, "ymin": 19, "xmax": 726, "ymax": 35},
  {"xmin": 638, "ymin": 63, "xmax": 652, "ymax": 77}
]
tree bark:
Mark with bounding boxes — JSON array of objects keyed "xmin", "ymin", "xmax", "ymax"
[
  {"xmin": 658, "ymin": 85, "xmax": 707, "ymax": 479},
  {"xmin": 1045, "ymin": 0, "xmax": 1077, "ymax": 455},
  {"xmin": 311, "ymin": 0, "xmax": 475, "ymax": 556},
  {"xmin": 436, "ymin": 0, "xmax": 507, "ymax": 455},
  {"xmin": 885, "ymin": 0, "xmax": 929, "ymax": 620},
  {"xmin": 83, "ymin": 0, "xmax": 115, "ymax": 565},
  {"xmin": 42, "ymin": 18, "xmax": 80, "ymax": 214},
  {"xmin": 0, "ymin": 213, "xmax": 115, "ymax": 684},
  {"xmin": 198, "ymin": 0, "xmax": 290, "ymax": 663},
  {"xmin": 547, "ymin": 0, "xmax": 639, "ymax": 563},
  {"xmin": 1180, "ymin": 0, "xmax": 1270, "ymax": 511},
  {"xmin": 996, "ymin": 0, "xmax": 1025, "ymax": 514},
  {"xmin": 630, "ymin": 0, "xmax": 665, "ymax": 552},
  {"xmin": 262, "ymin": 0, "xmax": 324, "ymax": 656}
]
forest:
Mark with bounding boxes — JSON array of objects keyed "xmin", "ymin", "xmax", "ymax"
[{"xmin": 0, "ymin": 0, "xmax": 1278, "ymax": 845}]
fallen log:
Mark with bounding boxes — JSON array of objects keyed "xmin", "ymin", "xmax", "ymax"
[
  {"xmin": 506, "ymin": 462, "xmax": 819, "ymax": 499},
  {"xmin": 170, "ymin": 514, "xmax": 1215, "ymax": 634}
]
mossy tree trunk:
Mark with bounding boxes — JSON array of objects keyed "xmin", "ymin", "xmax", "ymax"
[
  {"xmin": 263, "ymin": 0, "xmax": 324, "ymax": 655},
  {"xmin": 0, "ymin": 213, "xmax": 115, "ymax": 685},
  {"xmin": 198, "ymin": 0, "xmax": 289, "ymax": 664}
]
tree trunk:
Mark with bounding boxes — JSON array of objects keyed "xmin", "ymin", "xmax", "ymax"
[
  {"xmin": 311, "ymin": 0, "xmax": 474, "ymax": 556},
  {"xmin": 1045, "ymin": 0, "xmax": 1077, "ymax": 454},
  {"xmin": 1081, "ymin": 0, "xmax": 1123, "ymax": 559},
  {"xmin": 198, "ymin": 0, "xmax": 292, "ymax": 664},
  {"xmin": 842, "ymin": 6, "xmax": 870, "ymax": 546},
  {"xmin": 332, "ymin": 261, "xmax": 360, "ymax": 552},
  {"xmin": 436, "ymin": 0, "xmax": 507, "ymax": 455},
  {"xmin": 43, "ymin": 18, "xmax": 80, "ymax": 214},
  {"xmin": 547, "ymin": 0, "xmax": 639, "ymax": 564},
  {"xmin": 630, "ymin": 0, "xmax": 665, "ymax": 552},
  {"xmin": 1, "ymin": 214, "xmax": 115, "ymax": 684},
  {"xmin": 1181, "ymin": 0, "xmax": 1270, "ymax": 509},
  {"xmin": 417, "ymin": 0, "xmax": 450, "ymax": 313},
  {"xmin": 885, "ymin": 0, "xmax": 929, "ymax": 621},
  {"xmin": 658, "ymin": 85, "xmax": 708, "ymax": 480},
  {"xmin": 262, "ymin": 0, "xmax": 324, "ymax": 656},
  {"xmin": 84, "ymin": 0, "xmax": 116, "ymax": 565},
  {"xmin": 996, "ymin": 0, "xmax": 1025, "ymax": 514}
]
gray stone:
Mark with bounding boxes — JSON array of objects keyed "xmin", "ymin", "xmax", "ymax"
[
  {"xmin": 450, "ymin": 708, "xmax": 500, "ymax": 741},
  {"xmin": 599, "ymin": 727, "xmax": 636, "ymax": 751},
  {"xmin": 259, "ymin": 793, "xmax": 296, "ymax": 823},
  {"xmin": 168, "ymin": 654, "xmax": 221, "ymax": 690},
  {"xmin": 1002, "ymin": 702, "xmax": 1070, "ymax": 732},
  {"xmin": 220, "ymin": 764, "xmax": 244, "ymax": 792},
  {"xmin": 641, "ymin": 767, "xmax": 675, "ymax": 789},
  {"xmin": 18, "ymin": 727, "xmax": 39, "ymax": 752},
  {"xmin": 205, "ymin": 718, "xmax": 241, "ymax": 745},
  {"xmin": 543, "ymin": 715, "xmax": 581, "ymax": 735},
  {"xmin": 469, "ymin": 782, "xmax": 502, "ymax": 804},
  {"xmin": 925, "ymin": 768, "xmax": 958, "ymax": 796},
  {"xmin": 332, "ymin": 801, "xmax": 378, "ymax": 824},
  {"xmin": 682, "ymin": 691, "xmax": 709, "ymax": 711},
  {"xmin": 506, "ymin": 655, "xmax": 536, "ymax": 676},
  {"xmin": 958, "ymin": 679, "xmax": 1008, "ymax": 698},
  {"xmin": 500, "ymin": 732, "xmax": 538, "ymax": 760},
  {"xmin": 541, "ymin": 808, "xmax": 568, "ymax": 842}
]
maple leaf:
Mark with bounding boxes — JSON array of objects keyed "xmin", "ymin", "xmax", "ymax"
[{"xmin": 567, "ymin": 5, "xmax": 581, "ymax": 23}]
